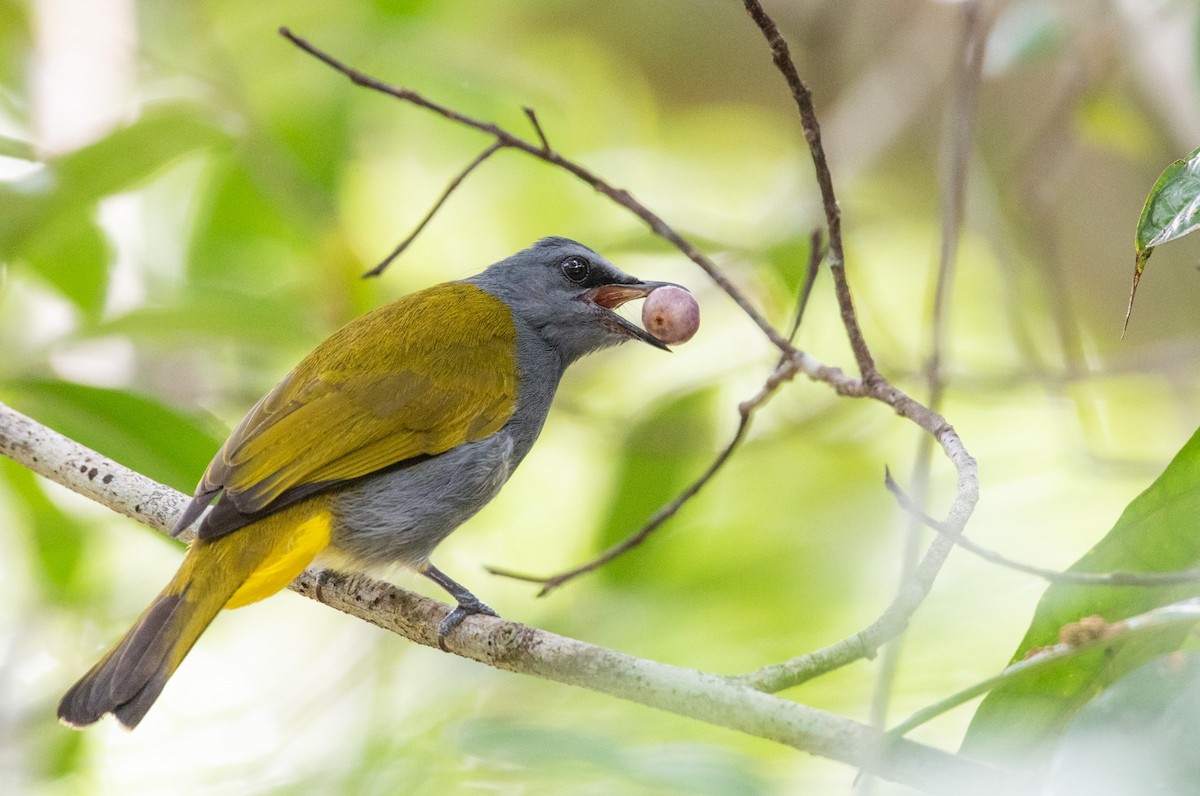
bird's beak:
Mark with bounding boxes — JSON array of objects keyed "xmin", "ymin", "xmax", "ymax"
[{"xmin": 583, "ymin": 280, "xmax": 676, "ymax": 351}]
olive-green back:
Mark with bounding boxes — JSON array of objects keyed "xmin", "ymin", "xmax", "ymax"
[{"xmin": 200, "ymin": 282, "xmax": 518, "ymax": 517}]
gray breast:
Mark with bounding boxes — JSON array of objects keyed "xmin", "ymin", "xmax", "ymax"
[
  {"xmin": 326, "ymin": 306, "xmax": 565, "ymax": 570},
  {"xmin": 328, "ymin": 432, "xmax": 517, "ymax": 568}
]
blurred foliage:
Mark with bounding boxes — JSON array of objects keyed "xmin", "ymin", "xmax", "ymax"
[
  {"xmin": 1043, "ymin": 652, "xmax": 1200, "ymax": 795},
  {"xmin": 3, "ymin": 0, "xmax": 1200, "ymax": 794},
  {"xmin": 963, "ymin": 425, "xmax": 1200, "ymax": 766}
]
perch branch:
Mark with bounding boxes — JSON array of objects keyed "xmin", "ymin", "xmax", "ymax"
[{"xmin": 0, "ymin": 401, "xmax": 1020, "ymax": 794}]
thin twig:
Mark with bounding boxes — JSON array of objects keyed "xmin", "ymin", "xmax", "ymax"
[
  {"xmin": 885, "ymin": 470, "xmax": 1200, "ymax": 587},
  {"xmin": 862, "ymin": 5, "xmax": 990, "ymax": 786},
  {"xmin": 741, "ymin": 0, "xmax": 875, "ymax": 381},
  {"xmin": 886, "ymin": 597, "xmax": 1200, "ymax": 741},
  {"xmin": 523, "ymin": 106, "xmax": 551, "ymax": 152},
  {"xmin": 365, "ymin": 141, "xmax": 505, "ymax": 278},
  {"xmin": 488, "ymin": 355, "xmax": 797, "ymax": 594},
  {"xmin": 488, "ymin": 232, "xmax": 825, "ymax": 594},
  {"xmin": 788, "ymin": 228, "xmax": 825, "ymax": 341},
  {"xmin": 278, "ymin": 26, "xmax": 797, "ymax": 356}
]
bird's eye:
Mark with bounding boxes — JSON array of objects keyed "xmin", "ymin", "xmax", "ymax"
[{"xmin": 560, "ymin": 256, "xmax": 590, "ymax": 283}]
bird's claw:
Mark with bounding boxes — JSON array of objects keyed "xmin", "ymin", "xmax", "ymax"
[{"xmin": 437, "ymin": 598, "xmax": 498, "ymax": 651}]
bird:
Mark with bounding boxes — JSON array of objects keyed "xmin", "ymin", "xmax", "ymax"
[{"xmin": 57, "ymin": 237, "xmax": 674, "ymax": 730}]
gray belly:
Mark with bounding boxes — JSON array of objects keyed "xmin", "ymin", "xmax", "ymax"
[{"xmin": 327, "ymin": 431, "xmax": 516, "ymax": 569}]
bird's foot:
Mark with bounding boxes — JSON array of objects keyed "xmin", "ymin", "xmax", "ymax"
[{"xmin": 438, "ymin": 597, "xmax": 498, "ymax": 651}]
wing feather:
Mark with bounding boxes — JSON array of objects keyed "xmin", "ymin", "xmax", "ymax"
[{"xmin": 193, "ymin": 282, "xmax": 517, "ymax": 535}]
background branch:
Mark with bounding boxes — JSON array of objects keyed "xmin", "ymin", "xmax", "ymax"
[
  {"xmin": 0, "ymin": 400, "xmax": 1019, "ymax": 795},
  {"xmin": 886, "ymin": 597, "xmax": 1200, "ymax": 741},
  {"xmin": 282, "ymin": 11, "xmax": 980, "ymax": 701},
  {"xmin": 887, "ymin": 470, "xmax": 1200, "ymax": 587},
  {"xmin": 741, "ymin": 0, "xmax": 875, "ymax": 380},
  {"xmin": 863, "ymin": 5, "xmax": 992, "ymax": 787},
  {"xmin": 365, "ymin": 141, "xmax": 504, "ymax": 278},
  {"xmin": 489, "ymin": 230, "xmax": 825, "ymax": 593}
]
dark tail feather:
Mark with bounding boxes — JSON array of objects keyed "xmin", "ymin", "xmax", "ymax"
[
  {"xmin": 58, "ymin": 563, "xmax": 234, "ymax": 729},
  {"xmin": 58, "ymin": 590, "xmax": 202, "ymax": 729},
  {"xmin": 59, "ymin": 498, "xmax": 331, "ymax": 729}
]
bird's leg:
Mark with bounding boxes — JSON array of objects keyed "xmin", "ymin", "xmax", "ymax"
[{"xmin": 421, "ymin": 563, "xmax": 498, "ymax": 647}]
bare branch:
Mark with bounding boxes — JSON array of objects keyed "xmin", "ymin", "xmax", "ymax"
[
  {"xmin": 365, "ymin": 141, "xmax": 505, "ymax": 278},
  {"xmin": 0, "ymin": 400, "xmax": 1020, "ymax": 794},
  {"xmin": 741, "ymin": 0, "xmax": 875, "ymax": 380},
  {"xmin": 728, "ymin": 1, "xmax": 980, "ymax": 694},
  {"xmin": 734, "ymin": 418, "xmax": 977, "ymax": 694},
  {"xmin": 788, "ymin": 228, "xmax": 825, "ymax": 341},
  {"xmin": 278, "ymin": 26, "xmax": 797, "ymax": 356},
  {"xmin": 885, "ymin": 470, "xmax": 1200, "ymax": 587},
  {"xmin": 279, "ymin": 23, "xmax": 981, "ymax": 690},
  {"xmin": 887, "ymin": 597, "xmax": 1200, "ymax": 741},
  {"xmin": 864, "ymin": 4, "xmax": 992, "ymax": 780},
  {"xmin": 523, "ymin": 106, "xmax": 550, "ymax": 151}
]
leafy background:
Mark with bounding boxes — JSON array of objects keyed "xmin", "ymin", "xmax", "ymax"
[{"xmin": 2, "ymin": 0, "xmax": 1200, "ymax": 793}]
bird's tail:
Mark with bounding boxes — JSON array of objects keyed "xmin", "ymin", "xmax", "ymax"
[{"xmin": 57, "ymin": 499, "xmax": 332, "ymax": 730}]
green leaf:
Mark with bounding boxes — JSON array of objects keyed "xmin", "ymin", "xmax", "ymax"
[
  {"xmin": 592, "ymin": 388, "xmax": 717, "ymax": 585},
  {"xmin": 962, "ymin": 427, "xmax": 1200, "ymax": 765},
  {"xmin": 1125, "ymin": 145, "xmax": 1200, "ymax": 334},
  {"xmin": 0, "ymin": 379, "xmax": 223, "ymax": 492},
  {"xmin": 0, "ymin": 103, "xmax": 231, "ymax": 256},
  {"xmin": 0, "ymin": 133, "xmax": 35, "ymax": 161},
  {"xmin": 1046, "ymin": 653, "xmax": 1200, "ymax": 793},
  {"xmin": 1, "ymin": 458, "xmax": 88, "ymax": 604},
  {"xmin": 18, "ymin": 212, "xmax": 110, "ymax": 315},
  {"xmin": 1135, "ymin": 146, "xmax": 1200, "ymax": 254},
  {"xmin": 91, "ymin": 286, "xmax": 322, "ymax": 350}
]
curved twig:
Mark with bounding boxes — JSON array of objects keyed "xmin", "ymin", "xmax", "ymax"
[{"xmin": 278, "ymin": 26, "xmax": 796, "ymax": 356}]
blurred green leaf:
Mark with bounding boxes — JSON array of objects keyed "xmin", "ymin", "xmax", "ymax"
[
  {"xmin": 1, "ymin": 459, "xmax": 87, "ymax": 604},
  {"xmin": 458, "ymin": 719, "xmax": 769, "ymax": 796},
  {"xmin": 593, "ymin": 388, "xmax": 717, "ymax": 584},
  {"xmin": 0, "ymin": 1, "xmax": 29, "ymax": 99},
  {"xmin": 962, "ymin": 426, "xmax": 1200, "ymax": 765},
  {"xmin": 0, "ymin": 379, "xmax": 223, "ymax": 492},
  {"xmin": 188, "ymin": 159, "xmax": 309, "ymax": 287},
  {"xmin": 92, "ymin": 286, "xmax": 322, "ymax": 350},
  {"xmin": 18, "ymin": 212, "xmax": 110, "ymax": 315},
  {"xmin": 0, "ymin": 103, "xmax": 232, "ymax": 257},
  {"xmin": 0, "ymin": 133, "xmax": 35, "ymax": 161},
  {"xmin": 1045, "ymin": 653, "xmax": 1200, "ymax": 794},
  {"xmin": 1125, "ymin": 145, "xmax": 1200, "ymax": 333}
]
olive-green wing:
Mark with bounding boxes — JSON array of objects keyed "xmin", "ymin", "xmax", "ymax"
[{"xmin": 198, "ymin": 282, "xmax": 517, "ymax": 517}]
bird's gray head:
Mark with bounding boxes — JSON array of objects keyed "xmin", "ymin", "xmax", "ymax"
[{"xmin": 469, "ymin": 237, "xmax": 671, "ymax": 366}]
